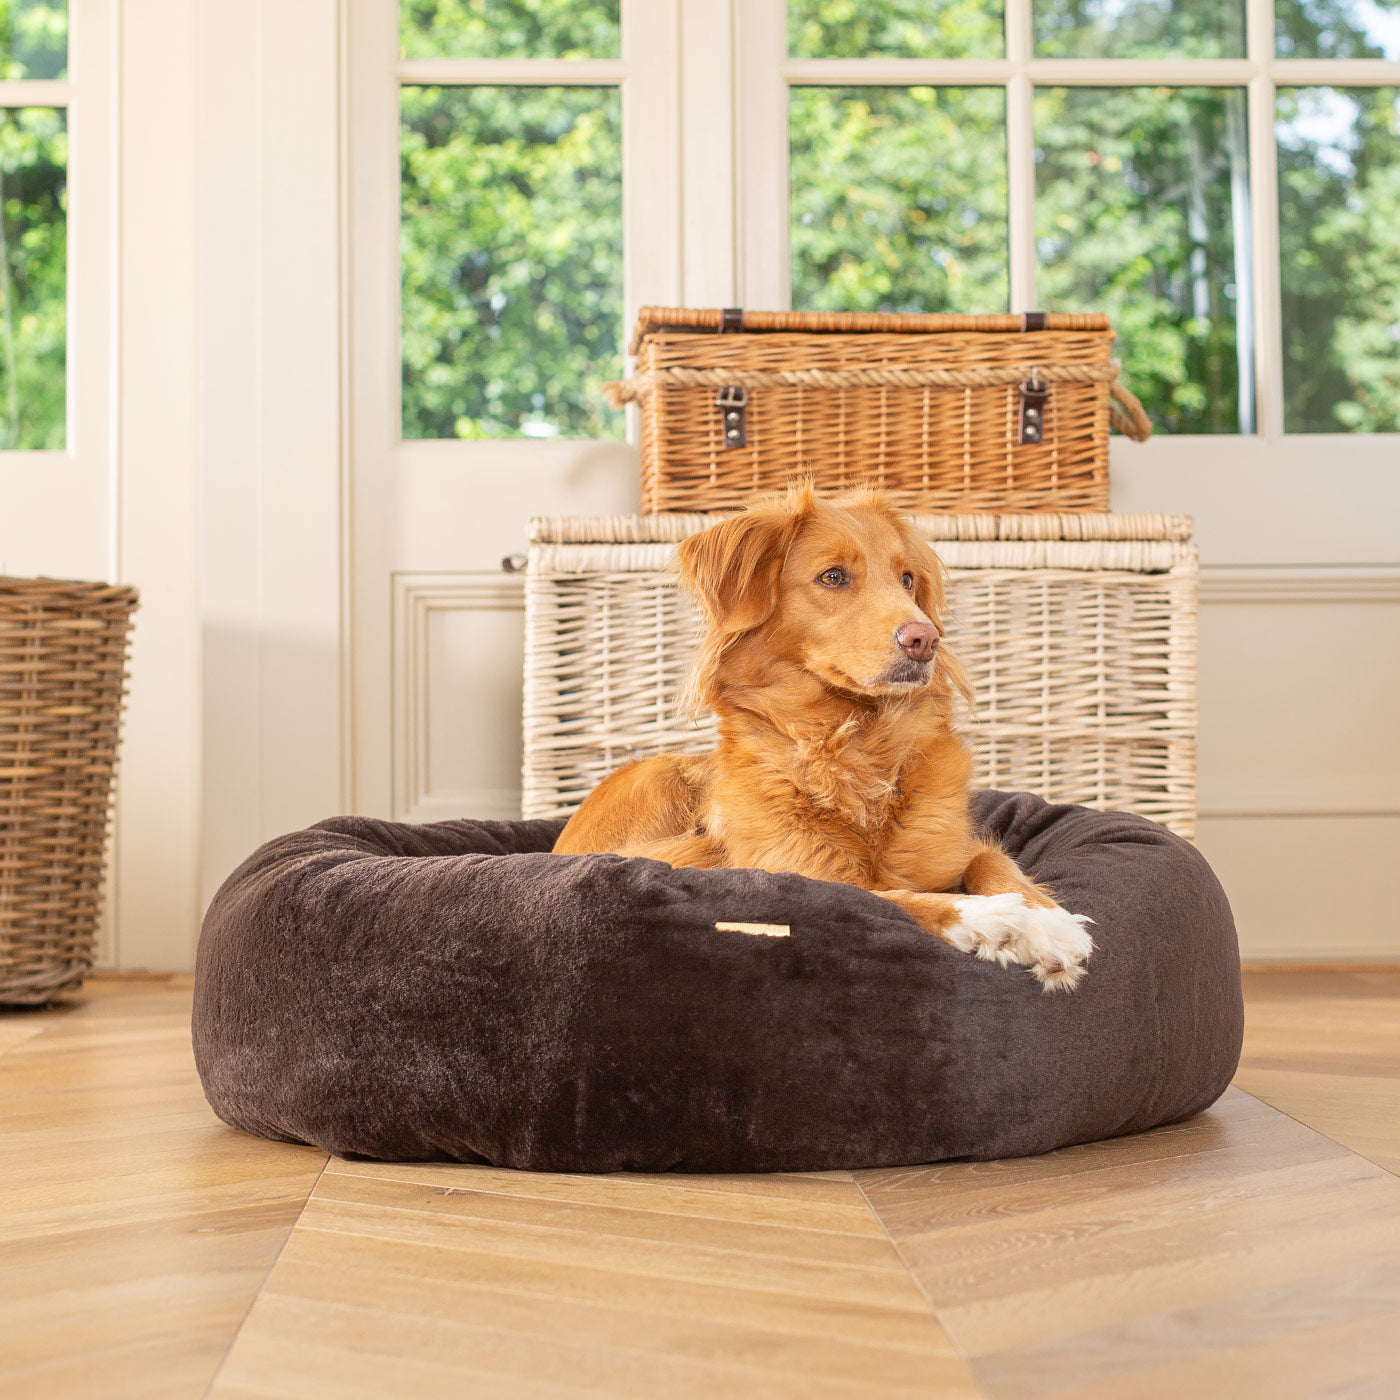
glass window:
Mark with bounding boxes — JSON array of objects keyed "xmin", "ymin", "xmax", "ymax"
[
  {"xmin": 1034, "ymin": 0, "xmax": 1245, "ymax": 59},
  {"xmin": 399, "ymin": 0, "xmax": 619, "ymax": 61},
  {"xmin": 1277, "ymin": 86, "xmax": 1400, "ymax": 433},
  {"xmin": 787, "ymin": 0, "xmax": 1004, "ymax": 60},
  {"xmin": 400, "ymin": 85, "xmax": 623, "ymax": 441},
  {"xmin": 0, "ymin": 106, "xmax": 65, "ymax": 450},
  {"xmin": 790, "ymin": 87, "xmax": 1008, "ymax": 313},
  {"xmin": 0, "ymin": 0, "xmax": 66, "ymax": 81},
  {"xmin": 1276, "ymin": 1, "xmax": 1400, "ymax": 60},
  {"xmin": 1034, "ymin": 87, "xmax": 1252, "ymax": 434}
]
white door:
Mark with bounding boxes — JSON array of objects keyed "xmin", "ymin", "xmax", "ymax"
[
  {"xmin": 347, "ymin": 1, "xmax": 688, "ymax": 823},
  {"xmin": 344, "ymin": 0, "xmax": 1400, "ymax": 958},
  {"xmin": 0, "ymin": 2, "xmax": 208, "ymax": 970},
  {"xmin": 725, "ymin": 0, "xmax": 1400, "ymax": 958}
]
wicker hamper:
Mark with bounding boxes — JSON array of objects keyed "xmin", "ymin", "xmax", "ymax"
[
  {"xmin": 0, "ymin": 578, "xmax": 139, "ymax": 1004},
  {"xmin": 607, "ymin": 307, "xmax": 1152, "ymax": 515},
  {"xmin": 522, "ymin": 513, "xmax": 1197, "ymax": 837}
]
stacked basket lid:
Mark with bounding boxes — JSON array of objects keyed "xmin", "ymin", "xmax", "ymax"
[
  {"xmin": 606, "ymin": 306, "xmax": 1153, "ymax": 514},
  {"xmin": 523, "ymin": 307, "xmax": 1197, "ymax": 836}
]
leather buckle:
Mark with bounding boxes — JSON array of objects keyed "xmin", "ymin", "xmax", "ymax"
[
  {"xmin": 716, "ymin": 385, "xmax": 748, "ymax": 448},
  {"xmin": 1018, "ymin": 374, "xmax": 1049, "ymax": 445}
]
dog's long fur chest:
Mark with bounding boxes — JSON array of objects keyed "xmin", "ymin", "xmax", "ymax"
[
  {"xmin": 734, "ymin": 710, "xmax": 916, "ymax": 830},
  {"xmin": 704, "ymin": 698, "xmax": 964, "ymax": 884}
]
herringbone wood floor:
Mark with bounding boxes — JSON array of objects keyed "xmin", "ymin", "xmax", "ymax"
[{"xmin": 2, "ymin": 968, "xmax": 1398, "ymax": 1399}]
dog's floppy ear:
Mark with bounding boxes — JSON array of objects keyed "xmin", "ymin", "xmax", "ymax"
[{"xmin": 676, "ymin": 485, "xmax": 813, "ymax": 636}]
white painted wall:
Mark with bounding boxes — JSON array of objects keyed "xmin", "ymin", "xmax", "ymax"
[
  {"xmin": 1, "ymin": 0, "xmax": 1394, "ymax": 971},
  {"xmin": 199, "ymin": 0, "xmax": 348, "ymax": 910}
]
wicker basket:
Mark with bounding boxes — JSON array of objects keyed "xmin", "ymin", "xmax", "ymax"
[
  {"xmin": 1, "ymin": 578, "xmax": 139, "ymax": 1004},
  {"xmin": 607, "ymin": 308, "xmax": 1152, "ymax": 515},
  {"xmin": 523, "ymin": 513, "xmax": 1196, "ymax": 837}
]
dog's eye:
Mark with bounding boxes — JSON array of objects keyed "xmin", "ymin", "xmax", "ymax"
[
  {"xmin": 901, "ymin": 571, "xmax": 915, "ymax": 591},
  {"xmin": 817, "ymin": 567, "xmax": 848, "ymax": 588}
]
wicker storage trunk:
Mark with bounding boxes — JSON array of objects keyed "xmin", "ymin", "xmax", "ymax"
[
  {"xmin": 607, "ymin": 307, "xmax": 1151, "ymax": 515},
  {"xmin": 1, "ymin": 578, "xmax": 139, "ymax": 1004},
  {"xmin": 523, "ymin": 513, "xmax": 1197, "ymax": 837}
]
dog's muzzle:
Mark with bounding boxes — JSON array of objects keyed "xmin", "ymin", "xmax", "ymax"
[{"xmin": 879, "ymin": 656, "xmax": 932, "ymax": 686}]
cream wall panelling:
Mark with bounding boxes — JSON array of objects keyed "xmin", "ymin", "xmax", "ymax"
[
  {"xmin": 391, "ymin": 573, "xmax": 526, "ymax": 824},
  {"xmin": 1195, "ymin": 564, "xmax": 1400, "ymax": 958},
  {"xmin": 1197, "ymin": 568, "xmax": 1400, "ymax": 821},
  {"xmin": 199, "ymin": 0, "xmax": 347, "ymax": 911},
  {"xmin": 115, "ymin": 1, "xmax": 205, "ymax": 970},
  {"xmin": 1198, "ymin": 816, "xmax": 1400, "ymax": 961}
]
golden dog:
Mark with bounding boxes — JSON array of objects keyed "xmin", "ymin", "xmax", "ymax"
[{"xmin": 555, "ymin": 484, "xmax": 1093, "ymax": 989}]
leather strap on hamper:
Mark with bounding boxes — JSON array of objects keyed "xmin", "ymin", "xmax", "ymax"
[{"xmin": 714, "ymin": 384, "xmax": 748, "ymax": 447}]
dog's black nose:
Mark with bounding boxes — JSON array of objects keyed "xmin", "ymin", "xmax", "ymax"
[{"xmin": 895, "ymin": 622, "xmax": 939, "ymax": 662}]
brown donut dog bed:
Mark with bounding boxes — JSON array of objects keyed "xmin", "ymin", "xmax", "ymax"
[{"xmin": 192, "ymin": 791, "xmax": 1242, "ymax": 1172}]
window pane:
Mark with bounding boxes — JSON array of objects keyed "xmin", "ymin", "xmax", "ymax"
[
  {"xmin": 0, "ymin": 0, "xmax": 66, "ymax": 80},
  {"xmin": 1034, "ymin": 0, "xmax": 1245, "ymax": 58},
  {"xmin": 790, "ymin": 87, "xmax": 1008, "ymax": 313},
  {"xmin": 400, "ymin": 0, "xmax": 619, "ymax": 61},
  {"xmin": 0, "ymin": 107, "xmax": 65, "ymax": 450},
  {"xmin": 1034, "ymin": 87, "xmax": 1251, "ymax": 435},
  {"xmin": 1277, "ymin": 86, "xmax": 1400, "ymax": 433},
  {"xmin": 788, "ymin": 1, "xmax": 1004, "ymax": 59},
  {"xmin": 400, "ymin": 86, "xmax": 622, "ymax": 440},
  {"xmin": 1276, "ymin": 1, "xmax": 1400, "ymax": 59}
]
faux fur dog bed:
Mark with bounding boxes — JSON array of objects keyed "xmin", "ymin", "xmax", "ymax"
[{"xmin": 192, "ymin": 791, "xmax": 1242, "ymax": 1173}]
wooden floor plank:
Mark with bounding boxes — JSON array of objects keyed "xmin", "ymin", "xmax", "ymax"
[
  {"xmin": 219, "ymin": 1274, "xmax": 971, "ymax": 1400},
  {"xmin": 0, "ymin": 977, "xmax": 328, "ymax": 1400},
  {"xmin": 312, "ymin": 1170, "xmax": 903, "ymax": 1270},
  {"xmin": 266, "ymin": 1220, "xmax": 951, "ymax": 1351},
  {"xmin": 7, "ymin": 967, "xmax": 1400, "ymax": 1399},
  {"xmin": 1235, "ymin": 968, "xmax": 1400, "ymax": 1176},
  {"xmin": 329, "ymin": 1159, "xmax": 888, "ymax": 1234},
  {"xmin": 856, "ymin": 1088, "xmax": 1400, "ymax": 1397},
  {"xmin": 211, "ymin": 1168, "xmax": 978, "ymax": 1399},
  {"xmin": 0, "ymin": 1013, "xmax": 50, "ymax": 1055}
]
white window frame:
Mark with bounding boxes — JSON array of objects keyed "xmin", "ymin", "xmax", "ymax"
[
  {"xmin": 0, "ymin": 0, "xmax": 113, "ymax": 482},
  {"xmin": 735, "ymin": 0, "xmax": 1400, "ymax": 447},
  {"xmin": 347, "ymin": 0, "xmax": 1399, "ymax": 565},
  {"xmin": 373, "ymin": 0, "xmax": 681, "ymax": 457}
]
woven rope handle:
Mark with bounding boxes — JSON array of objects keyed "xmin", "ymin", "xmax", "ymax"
[
  {"xmin": 605, "ymin": 361, "xmax": 1152, "ymax": 441},
  {"xmin": 1108, "ymin": 380, "xmax": 1152, "ymax": 441}
]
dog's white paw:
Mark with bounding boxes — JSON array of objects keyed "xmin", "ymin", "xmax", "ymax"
[
  {"xmin": 949, "ymin": 895, "xmax": 1094, "ymax": 991},
  {"xmin": 944, "ymin": 893, "xmax": 1036, "ymax": 964},
  {"xmin": 1006, "ymin": 903, "xmax": 1095, "ymax": 991}
]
